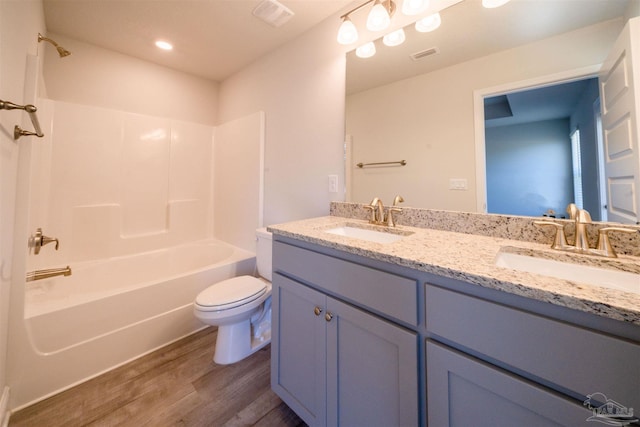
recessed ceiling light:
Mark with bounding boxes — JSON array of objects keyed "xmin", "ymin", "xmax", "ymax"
[{"xmin": 155, "ymin": 40, "xmax": 173, "ymax": 51}]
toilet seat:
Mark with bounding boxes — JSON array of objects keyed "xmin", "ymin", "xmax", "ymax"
[{"xmin": 195, "ymin": 276, "xmax": 267, "ymax": 312}]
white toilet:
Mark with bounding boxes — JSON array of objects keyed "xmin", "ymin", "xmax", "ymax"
[{"xmin": 193, "ymin": 228, "xmax": 273, "ymax": 364}]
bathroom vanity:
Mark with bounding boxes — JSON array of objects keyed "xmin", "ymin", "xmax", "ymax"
[{"xmin": 269, "ymin": 213, "xmax": 640, "ymax": 427}]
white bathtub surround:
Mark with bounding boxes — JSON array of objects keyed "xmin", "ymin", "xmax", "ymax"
[
  {"xmin": 214, "ymin": 112, "xmax": 265, "ymax": 252},
  {"xmin": 8, "ymin": 99, "xmax": 268, "ymax": 410},
  {"xmin": 27, "ymin": 100, "xmax": 215, "ymax": 266},
  {"xmin": 1, "ymin": 386, "xmax": 9, "ymax": 427}
]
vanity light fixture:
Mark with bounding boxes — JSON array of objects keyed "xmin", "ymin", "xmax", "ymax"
[
  {"xmin": 383, "ymin": 28, "xmax": 406, "ymax": 47},
  {"xmin": 415, "ymin": 12, "xmax": 441, "ymax": 32},
  {"xmin": 155, "ymin": 40, "xmax": 173, "ymax": 51},
  {"xmin": 356, "ymin": 41, "xmax": 377, "ymax": 58},
  {"xmin": 402, "ymin": 0, "xmax": 429, "ymax": 16},
  {"xmin": 367, "ymin": 0, "xmax": 394, "ymax": 31},
  {"xmin": 337, "ymin": 16, "xmax": 359, "ymax": 44},
  {"xmin": 482, "ymin": 0, "xmax": 511, "ymax": 8},
  {"xmin": 337, "ymin": 0, "xmax": 398, "ymax": 45}
]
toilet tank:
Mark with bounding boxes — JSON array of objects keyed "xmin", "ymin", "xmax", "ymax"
[{"xmin": 256, "ymin": 227, "xmax": 273, "ymax": 281}]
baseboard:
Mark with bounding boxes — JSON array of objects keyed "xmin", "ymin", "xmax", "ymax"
[{"xmin": 0, "ymin": 387, "xmax": 10, "ymax": 427}]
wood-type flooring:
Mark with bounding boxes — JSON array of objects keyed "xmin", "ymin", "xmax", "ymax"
[{"xmin": 9, "ymin": 327, "xmax": 305, "ymax": 427}]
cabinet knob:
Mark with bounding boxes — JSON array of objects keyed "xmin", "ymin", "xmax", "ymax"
[
  {"xmin": 325, "ymin": 312, "xmax": 333, "ymax": 322},
  {"xmin": 314, "ymin": 306, "xmax": 323, "ymax": 316}
]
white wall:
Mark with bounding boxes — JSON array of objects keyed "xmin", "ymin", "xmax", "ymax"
[
  {"xmin": 0, "ymin": 0, "xmax": 46, "ymax": 417},
  {"xmin": 346, "ymin": 18, "xmax": 624, "ymax": 211},
  {"xmin": 214, "ymin": 112, "xmax": 265, "ymax": 252},
  {"xmin": 218, "ymin": 15, "xmax": 348, "ymax": 226},
  {"xmin": 42, "ymin": 33, "xmax": 219, "ymax": 126}
]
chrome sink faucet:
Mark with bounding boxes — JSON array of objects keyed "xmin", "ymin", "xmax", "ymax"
[{"xmin": 535, "ymin": 203, "xmax": 637, "ymax": 258}]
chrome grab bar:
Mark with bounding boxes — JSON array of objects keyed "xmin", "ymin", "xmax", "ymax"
[
  {"xmin": 26, "ymin": 266, "xmax": 72, "ymax": 282},
  {"xmin": 357, "ymin": 160, "xmax": 407, "ymax": 168},
  {"xmin": 0, "ymin": 99, "xmax": 45, "ymax": 140}
]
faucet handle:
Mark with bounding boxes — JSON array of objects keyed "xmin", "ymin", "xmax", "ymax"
[
  {"xmin": 387, "ymin": 195, "xmax": 404, "ymax": 227},
  {"xmin": 387, "ymin": 207, "xmax": 402, "ymax": 227},
  {"xmin": 596, "ymin": 227, "xmax": 637, "ymax": 258},
  {"xmin": 363, "ymin": 205, "xmax": 376, "ymax": 223},
  {"xmin": 534, "ymin": 221, "xmax": 570, "ymax": 250},
  {"xmin": 29, "ymin": 228, "xmax": 60, "ymax": 255}
]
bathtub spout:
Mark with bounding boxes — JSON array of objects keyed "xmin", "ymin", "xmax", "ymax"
[{"xmin": 26, "ymin": 266, "xmax": 72, "ymax": 282}]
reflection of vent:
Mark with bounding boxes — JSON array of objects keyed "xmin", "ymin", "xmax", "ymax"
[
  {"xmin": 410, "ymin": 47, "xmax": 440, "ymax": 61},
  {"xmin": 252, "ymin": 0, "xmax": 294, "ymax": 27}
]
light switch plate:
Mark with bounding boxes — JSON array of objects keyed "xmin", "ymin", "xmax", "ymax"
[
  {"xmin": 328, "ymin": 175, "xmax": 338, "ymax": 193},
  {"xmin": 449, "ymin": 178, "xmax": 468, "ymax": 190}
]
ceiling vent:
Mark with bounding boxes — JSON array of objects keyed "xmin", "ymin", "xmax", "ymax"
[
  {"xmin": 410, "ymin": 47, "xmax": 440, "ymax": 61},
  {"xmin": 252, "ymin": 0, "xmax": 295, "ymax": 28}
]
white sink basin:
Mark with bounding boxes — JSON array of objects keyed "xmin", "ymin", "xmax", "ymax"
[
  {"xmin": 495, "ymin": 251, "xmax": 640, "ymax": 295},
  {"xmin": 324, "ymin": 225, "xmax": 410, "ymax": 244}
]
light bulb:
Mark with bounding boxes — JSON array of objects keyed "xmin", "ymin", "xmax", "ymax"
[
  {"xmin": 337, "ymin": 17, "xmax": 359, "ymax": 45},
  {"xmin": 415, "ymin": 12, "xmax": 441, "ymax": 32},
  {"xmin": 155, "ymin": 40, "xmax": 173, "ymax": 50},
  {"xmin": 366, "ymin": 1, "xmax": 391, "ymax": 32},
  {"xmin": 482, "ymin": 0, "xmax": 510, "ymax": 8},
  {"xmin": 356, "ymin": 42, "xmax": 376, "ymax": 58},
  {"xmin": 383, "ymin": 28, "xmax": 406, "ymax": 47},
  {"xmin": 401, "ymin": 0, "xmax": 428, "ymax": 16}
]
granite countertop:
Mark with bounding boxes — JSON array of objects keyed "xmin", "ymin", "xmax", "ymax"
[{"xmin": 268, "ymin": 216, "xmax": 640, "ymax": 326}]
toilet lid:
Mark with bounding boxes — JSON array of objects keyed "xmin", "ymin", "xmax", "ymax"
[{"xmin": 196, "ymin": 276, "xmax": 267, "ymax": 311}]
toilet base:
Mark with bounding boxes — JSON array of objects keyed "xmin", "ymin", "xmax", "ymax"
[{"xmin": 213, "ymin": 317, "xmax": 272, "ymax": 365}]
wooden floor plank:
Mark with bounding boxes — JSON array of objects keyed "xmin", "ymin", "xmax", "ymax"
[{"xmin": 9, "ymin": 328, "xmax": 305, "ymax": 427}]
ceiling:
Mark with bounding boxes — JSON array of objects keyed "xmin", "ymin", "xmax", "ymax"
[
  {"xmin": 346, "ymin": 0, "xmax": 631, "ymax": 94},
  {"xmin": 42, "ymin": 0, "xmax": 354, "ymax": 82},
  {"xmin": 43, "ymin": 0, "xmax": 632, "ymax": 89},
  {"xmin": 484, "ymin": 78, "xmax": 595, "ymax": 128}
]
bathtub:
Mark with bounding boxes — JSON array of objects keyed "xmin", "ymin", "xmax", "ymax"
[
  {"xmin": 13, "ymin": 239, "xmax": 255, "ymax": 409},
  {"xmin": 24, "ymin": 239, "xmax": 256, "ymax": 353}
]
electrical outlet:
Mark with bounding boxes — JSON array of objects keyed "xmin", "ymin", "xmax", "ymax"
[
  {"xmin": 449, "ymin": 178, "xmax": 468, "ymax": 190},
  {"xmin": 328, "ymin": 175, "xmax": 338, "ymax": 193}
]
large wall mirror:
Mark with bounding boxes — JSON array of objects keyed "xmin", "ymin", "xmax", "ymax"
[{"xmin": 345, "ymin": 0, "xmax": 639, "ymax": 224}]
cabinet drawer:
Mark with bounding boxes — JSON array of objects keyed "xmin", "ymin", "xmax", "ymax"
[
  {"xmin": 425, "ymin": 284, "xmax": 640, "ymax": 411},
  {"xmin": 274, "ymin": 241, "xmax": 418, "ymax": 325}
]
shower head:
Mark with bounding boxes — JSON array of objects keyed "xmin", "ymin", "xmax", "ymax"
[
  {"xmin": 56, "ymin": 46, "xmax": 71, "ymax": 57},
  {"xmin": 37, "ymin": 33, "xmax": 71, "ymax": 58}
]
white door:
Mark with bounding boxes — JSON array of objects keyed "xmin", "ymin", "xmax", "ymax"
[{"xmin": 599, "ymin": 17, "xmax": 640, "ymax": 224}]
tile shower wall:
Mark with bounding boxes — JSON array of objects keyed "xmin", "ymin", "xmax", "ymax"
[{"xmin": 29, "ymin": 99, "xmax": 214, "ymax": 267}]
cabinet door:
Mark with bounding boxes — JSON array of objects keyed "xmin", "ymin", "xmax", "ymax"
[
  {"xmin": 326, "ymin": 297, "xmax": 418, "ymax": 427},
  {"xmin": 271, "ymin": 273, "xmax": 327, "ymax": 427},
  {"xmin": 426, "ymin": 341, "xmax": 593, "ymax": 427}
]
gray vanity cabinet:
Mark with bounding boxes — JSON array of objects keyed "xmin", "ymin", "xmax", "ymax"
[
  {"xmin": 426, "ymin": 341, "xmax": 591, "ymax": 426},
  {"xmin": 270, "ymin": 233, "xmax": 640, "ymax": 427},
  {"xmin": 271, "ymin": 240, "xmax": 419, "ymax": 427},
  {"xmin": 425, "ymin": 284, "xmax": 640, "ymax": 427}
]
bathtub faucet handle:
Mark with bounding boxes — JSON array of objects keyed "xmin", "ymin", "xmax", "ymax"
[{"xmin": 29, "ymin": 228, "xmax": 60, "ymax": 254}]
